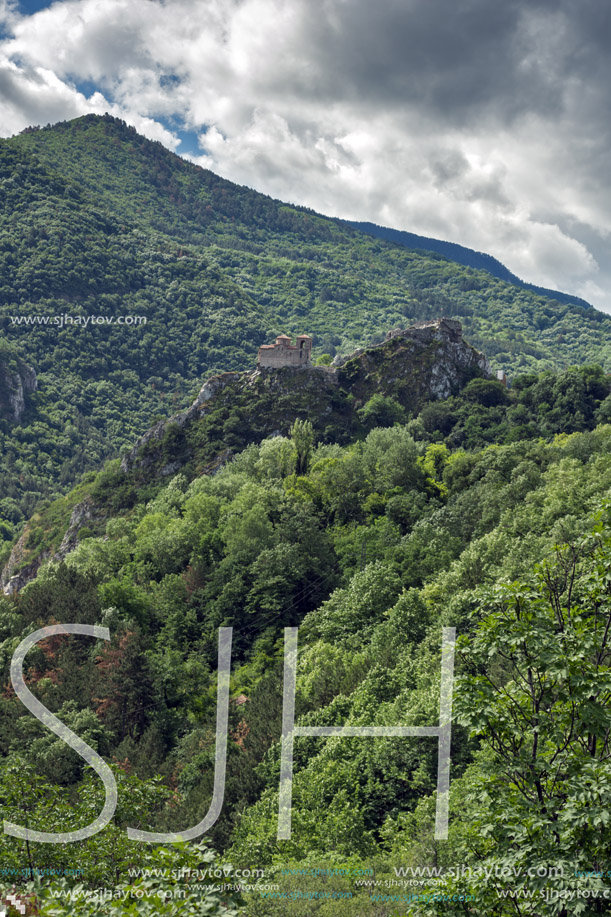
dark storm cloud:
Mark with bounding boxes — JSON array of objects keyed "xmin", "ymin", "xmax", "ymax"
[
  {"xmin": 272, "ymin": 0, "xmax": 559, "ymax": 122},
  {"xmin": 263, "ymin": 0, "xmax": 611, "ymax": 132}
]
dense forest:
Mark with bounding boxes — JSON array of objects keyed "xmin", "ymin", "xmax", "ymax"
[
  {"xmin": 2, "ymin": 115, "xmax": 611, "ymax": 552},
  {"xmin": 2, "ymin": 115, "xmax": 611, "ymax": 916},
  {"xmin": 2, "ymin": 355, "xmax": 611, "ymax": 913},
  {"xmin": 346, "ymin": 220, "xmax": 593, "ymax": 309}
]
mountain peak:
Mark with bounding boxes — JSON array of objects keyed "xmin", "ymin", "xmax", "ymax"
[{"xmin": 18, "ymin": 111, "xmax": 142, "ymax": 137}]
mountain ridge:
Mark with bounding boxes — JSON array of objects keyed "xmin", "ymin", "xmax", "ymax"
[
  {"xmin": 347, "ymin": 219, "xmax": 592, "ymax": 310},
  {"xmin": 11, "ymin": 116, "xmax": 595, "ymax": 311}
]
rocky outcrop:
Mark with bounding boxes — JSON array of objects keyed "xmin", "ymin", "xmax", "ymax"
[
  {"xmin": 120, "ymin": 373, "xmax": 238, "ymax": 473},
  {"xmin": 121, "ymin": 363, "xmax": 339, "ymax": 475},
  {"xmin": 3, "ymin": 318, "xmax": 490, "ymax": 593},
  {"xmin": 1, "ymin": 498, "xmax": 102, "ymax": 595},
  {"xmin": 121, "ymin": 318, "xmax": 488, "ymax": 482},
  {"xmin": 334, "ymin": 318, "xmax": 489, "ymax": 401},
  {"xmin": 0, "ymin": 525, "xmax": 51, "ymax": 595},
  {"xmin": 56, "ymin": 499, "xmax": 103, "ymax": 559},
  {"xmin": 0, "ymin": 354, "xmax": 37, "ymax": 423},
  {"xmin": 2, "ymin": 550, "xmax": 51, "ymax": 596}
]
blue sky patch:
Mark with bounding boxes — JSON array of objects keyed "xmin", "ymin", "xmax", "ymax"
[
  {"xmin": 175, "ymin": 128, "xmax": 206, "ymax": 157},
  {"xmin": 18, "ymin": 0, "xmax": 56, "ymax": 14}
]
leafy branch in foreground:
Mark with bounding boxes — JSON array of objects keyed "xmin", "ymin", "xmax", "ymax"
[{"xmin": 443, "ymin": 514, "xmax": 611, "ymax": 914}]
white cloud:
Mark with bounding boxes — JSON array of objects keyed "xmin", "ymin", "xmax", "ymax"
[
  {"xmin": 0, "ymin": 53, "xmax": 179, "ymax": 147},
  {"xmin": 0, "ymin": 0, "xmax": 18, "ymax": 27},
  {"xmin": 0, "ymin": 58, "xmax": 91, "ymax": 131}
]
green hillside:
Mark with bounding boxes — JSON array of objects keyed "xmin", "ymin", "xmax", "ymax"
[
  {"xmin": 1, "ymin": 133, "xmax": 611, "ymax": 907},
  {"xmin": 0, "ymin": 319, "xmax": 491, "ymax": 587},
  {"xmin": 6, "ymin": 320, "xmax": 611, "ymax": 595},
  {"xmin": 2, "ymin": 114, "xmax": 611, "ymax": 550},
  {"xmin": 2, "ymin": 369, "xmax": 611, "ymax": 913},
  {"xmin": 3, "ymin": 111, "xmax": 611, "ymax": 917}
]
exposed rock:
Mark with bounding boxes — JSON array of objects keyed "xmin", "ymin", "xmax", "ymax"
[
  {"xmin": 56, "ymin": 499, "xmax": 103, "ymax": 560},
  {"xmin": 191, "ymin": 372, "xmax": 238, "ymax": 410},
  {"xmin": 0, "ymin": 356, "xmax": 37, "ymax": 424},
  {"xmin": 333, "ymin": 318, "xmax": 480, "ymax": 368},
  {"xmin": 2, "ymin": 498, "xmax": 102, "ymax": 595},
  {"xmin": 3, "ymin": 560, "xmax": 49, "ymax": 596},
  {"xmin": 1, "ymin": 527, "xmax": 51, "ymax": 594},
  {"xmin": 121, "ymin": 317, "xmax": 488, "ymax": 483},
  {"xmin": 3, "ymin": 318, "xmax": 490, "ymax": 593},
  {"xmin": 160, "ymin": 461, "xmax": 183, "ymax": 477}
]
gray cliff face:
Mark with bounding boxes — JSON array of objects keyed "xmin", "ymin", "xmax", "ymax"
[
  {"xmin": 410, "ymin": 319, "xmax": 490, "ymax": 398},
  {"xmin": 1, "ymin": 527, "xmax": 49, "ymax": 595},
  {"xmin": 1, "ymin": 498, "xmax": 101, "ymax": 595},
  {"xmin": 333, "ymin": 318, "xmax": 490, "ymax": 404},
  {"xmin": 333, "ymin": 318, "xmax": 488, "ymax": 377},
  {"xmin": 0, "ymin": 358, "xmax": 37, "ymax": 423}
]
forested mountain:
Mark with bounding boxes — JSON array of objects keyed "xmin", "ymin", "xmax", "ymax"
[
  {"xmin": 347, "ymin": 219, "xmax": 593, "ymax": 309},
  {"xmin": 2, "ymin": 113, "xmax": 611, "ymax": 554},
  {"xmin": 3, "ymin": 114, "xmax": 611, "ymax": 916}
]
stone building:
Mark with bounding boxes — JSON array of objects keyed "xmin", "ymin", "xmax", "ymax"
[{"xmin": 258, "ymin": 334, "xmax": 312, "ymax": 368}]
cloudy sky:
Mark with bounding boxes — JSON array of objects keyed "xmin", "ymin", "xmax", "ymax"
[{"xmin": 1, "ymin": 0, "xmax": 611, "ymax": 311}]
